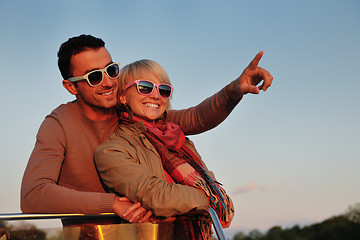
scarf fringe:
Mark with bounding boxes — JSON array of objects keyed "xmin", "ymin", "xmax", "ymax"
[{"xmin": 188, "ymin": 158, "xmax": 229, "ymax": 224}]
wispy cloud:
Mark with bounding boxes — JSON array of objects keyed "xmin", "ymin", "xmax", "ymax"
[
  {"xmin": 232, "ymin": 182, "xmax": 257, "ymax": 195},
  {"xmin": 232, "ymin": 182, "xmax": 275, "ymax": 195},
  {"xmin": 260, "ymin": 184, "xmax": 269, "ymax": 191}
]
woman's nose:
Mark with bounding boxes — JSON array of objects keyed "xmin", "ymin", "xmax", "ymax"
[{"xmin": 149, "ymin": 87, "xmax": 160, "ymax": 99}]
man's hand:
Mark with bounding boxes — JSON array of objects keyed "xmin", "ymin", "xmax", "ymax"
[
  {"xmin": 226, "ymin": 51, "xmax": 273, "ymax": 100},
  {"xmin": 113, "ymin": 196, "xmax": 152, "ymax": 223}
]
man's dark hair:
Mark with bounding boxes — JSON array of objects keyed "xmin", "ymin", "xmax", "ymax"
[{"xmin": 57, "ymin": 34, "xmax": 105, "ymax": 79}]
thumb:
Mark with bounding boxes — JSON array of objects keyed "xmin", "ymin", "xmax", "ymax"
[
  {"xmin": 118, "ymin": 196, "xmax": 130, "ymax": 202},
  {"xmin": 247, "ymin": 85, "xmax": 260, "ymax": 94}
]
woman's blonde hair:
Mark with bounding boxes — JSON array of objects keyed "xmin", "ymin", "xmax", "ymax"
[
  {"xmin": 118, "ymin": 59, "xmax": 172, "ymax": 93},
  {"xmin": 118, "ymin": 59, "xmax": 172, "ymax": 109}
]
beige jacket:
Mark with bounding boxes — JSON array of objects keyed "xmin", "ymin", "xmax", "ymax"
[{"xmin": 95, "ymin": 121, "xmax": 220, "ymax": 217}]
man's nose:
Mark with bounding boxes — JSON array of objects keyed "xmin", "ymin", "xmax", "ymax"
[{"xmin": 101, "ymin": 72, "xmax": 116, "ymax": 87}]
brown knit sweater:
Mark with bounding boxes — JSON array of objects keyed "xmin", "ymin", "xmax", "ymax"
[{"xmin": 21, "ymin": 87, "xmax": 239, "ymax": 214}]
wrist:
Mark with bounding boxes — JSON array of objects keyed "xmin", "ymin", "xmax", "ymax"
[{"xmin": 225, "ymin": 80, "xmax": 244, "ymax": 100}]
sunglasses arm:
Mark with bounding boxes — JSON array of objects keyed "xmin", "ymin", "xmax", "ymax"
[{"xmin": 67, "ymin": 76, "xmax": 85, "ymax": 83}]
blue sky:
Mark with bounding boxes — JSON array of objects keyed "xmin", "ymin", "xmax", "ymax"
[{"xmin": 0, "ymin": 0, "xmax": 359, "ymax": 235}]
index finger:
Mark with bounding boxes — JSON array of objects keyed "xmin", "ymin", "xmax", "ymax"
[
  {"xmin": 122, "ymin": 202, "xmax": 141, "ymax": 217},
  {"xmin": 139, "ymin": 210, "xmax": 153, "ymax": 223},
  {"xmin": 248, "ymin": 51, "xmax": 263, "ymax": 70},
  {"xmin": 129, "ymin": 207, "xmax": 147, "ymax": 222}
]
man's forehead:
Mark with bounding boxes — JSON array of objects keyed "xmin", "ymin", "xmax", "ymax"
[{"xmin": 70, "ymin": 47, "xmax": 113, "ymax": 73}]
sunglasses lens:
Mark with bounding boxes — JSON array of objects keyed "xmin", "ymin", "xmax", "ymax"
[
  {"xmin": 88, "ymin": 71, "xmax": 103, "ymax": 86},
  {"xmin": 138, "ymin": 81, "xmax": 154, "ymax": 94},
  {"xmin": 158, "ymin": 85, "xmax": 172, "ymax": 98},
  {"xmin": 107, "ymin": 63, "xmax": 120, "ymax": 78}
]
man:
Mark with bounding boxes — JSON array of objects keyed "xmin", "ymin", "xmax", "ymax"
[{"xmin": 21, "ymin": 34, "xmax": 273, "ymax": 222}]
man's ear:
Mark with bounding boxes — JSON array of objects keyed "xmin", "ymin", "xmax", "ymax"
[
  {"xmin": 119, "ymin": 94, "xmax": 127, "ymax": 105},
  {"xmin": 62, "ymin": 80, "xmax": 78, "ymax": 95}
]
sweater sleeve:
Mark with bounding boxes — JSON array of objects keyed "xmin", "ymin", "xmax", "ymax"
[
  {"xmin": 166, "ymin": 87, "xmax": 240, "ymax": 135},
  {"xmin": 94, "ymin": 140, "xmax": 210, "ymax": 218},
  {"xmin": 20, "ymin": 116, "xmax": 115, "ymax": 214}
]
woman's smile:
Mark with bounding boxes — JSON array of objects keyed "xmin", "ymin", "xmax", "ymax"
[{"xmin": 144, "ymin": 102, "xmax": 160, "ymax": 109}]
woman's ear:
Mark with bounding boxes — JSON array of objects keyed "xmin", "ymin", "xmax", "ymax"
[
  {"xmin": 119, "ymin": 94, "xmax": 127, "ymax": 105},
  {"xmin": 62, "ymin": 80, "xmax": 78, "ymax": 95}
]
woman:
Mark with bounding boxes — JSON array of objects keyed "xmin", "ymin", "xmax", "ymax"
[{"xmin": 95, "ymin": 59, "xmax": 234, "ymax": 239}]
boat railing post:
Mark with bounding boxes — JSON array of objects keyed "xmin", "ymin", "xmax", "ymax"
[{"xmin": 208, "ymin": 207, "xmax": 226, "ymax": 240}]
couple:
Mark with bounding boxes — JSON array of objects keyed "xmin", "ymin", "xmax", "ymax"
[{"xmin": 21, "ymin": 34, "xmax": 273, "ymax": 238}]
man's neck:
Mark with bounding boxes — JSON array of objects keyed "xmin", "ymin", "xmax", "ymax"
[{"xmin": 76, "ymin": 101, "xmax": 116, "ymax": 121}]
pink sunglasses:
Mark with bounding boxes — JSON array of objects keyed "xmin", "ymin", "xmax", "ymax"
[{"xmin": 125, "ymin": 80, "xmax": 174, "ymax": 99}]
